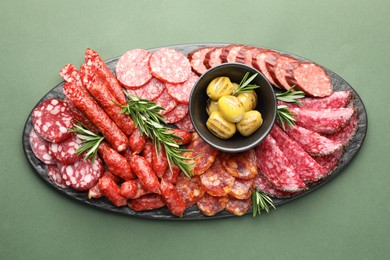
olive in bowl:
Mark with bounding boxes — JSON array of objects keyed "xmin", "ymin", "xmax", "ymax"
[{"xmin": 189, "ymin": 63, "xmax": 276, "ymax": 153}]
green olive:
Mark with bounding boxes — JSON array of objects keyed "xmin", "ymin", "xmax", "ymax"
[
  {"xmin": 232, "ymin": 83, "xmax": 239, "ymax": 93},
  {"xmin": 206, "ymin": 76, "xmax": 234, "ymax": 101},
  {"xmin": 236, "ymin": 110, "xmax": 263, "ymax": 137},
  {"xmin": 206, "ymin": 111, "xmax": 236, "ymax": 139},
  {"xmin": 206, "ymin": 99, "xmax": 219, "ymax": 116},
  {"xmin": 237, "ymin": 91, "xmax": 257, "ymax": 111},
  {"xmin": 217, "ymin": 95, "xmax": 245, "ymax": 123}
]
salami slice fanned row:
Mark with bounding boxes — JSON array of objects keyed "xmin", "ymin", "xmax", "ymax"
[
  {"xmin": 254, "ymin": 173, "xmax": 300, "ymax": 199},
  {"xmin": 29, "ymin": 129, "xmax": 56, "ymax": 165},
  {"xmin": 188, "ymin": 47, "xmax": 215, "ymax": 75}
]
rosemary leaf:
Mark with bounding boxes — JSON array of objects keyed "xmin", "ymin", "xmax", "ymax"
[
  {"xmin": 233, "ymin": 72, "xmax": 261, "ymax": 95},
  {"xmin": 252, "ymin": 189, "xmax": 275, "ymax": 217}
]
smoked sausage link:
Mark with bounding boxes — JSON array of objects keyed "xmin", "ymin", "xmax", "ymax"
[{"xmin": 129, "ymin": 155, "xmax": 161, "ymax": 194}]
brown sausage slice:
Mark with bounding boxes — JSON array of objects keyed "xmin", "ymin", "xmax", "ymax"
[
  {"xmin": 200, "ymin": 158, "xmax": 235, "ymax": 196},
  {"xmin": 196, "ymin": 193, "xmax": 228, "ymax": 216},
  {"xmin": 220, "ymin": 149, "xmax": 258, "ymax": 179}
]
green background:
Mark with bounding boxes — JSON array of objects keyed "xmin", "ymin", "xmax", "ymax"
[{"xmin": 1, "ymin": 0, "xmax": 389, "ymax": 259}]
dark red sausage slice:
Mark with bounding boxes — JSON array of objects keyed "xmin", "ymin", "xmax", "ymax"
[
  {"xmin": 220, "ymin": 44, "xmax": 244, "ymax": 63},
  {"xmin": 274, "ymin": 55, "xmax": 300, "ymax": 91},
  {"xmin": 149, "ymin": 48, "xmax": 191, "ymax": 84},
  {"xmin": 203, "ymin": 47, "xmax": 223, "ymax": 69},
  {"xmin": 252, "ymin": 50, "xmax": 279, "ymax": 87},
  {"xmin": 188, "ymin": 47, "xmax": 215, "ymax": 75},
  {"xmin": 32, "ymin": 98, "xmax": 74, "ymax": 143}
]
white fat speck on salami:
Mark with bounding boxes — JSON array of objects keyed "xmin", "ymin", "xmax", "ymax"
[
  {"xmin": 29, "ymin": 129, "xmax": 56, "ymax": 165},
  {"xmin": 152, "ymin": 89, "xmax": 177, "ymax": 115},
  {"xmin": 126, "ymin": 77, "xmax": 165, "ymax": 100},
  {"xmin": 165, "ymin": 72, "xmax": 199, "ymax": 104},
  {"xmin": 60, "ymin": 156, "xmax": 103, "ymax": 191},
  {"xmin": 32, "ymin": 98, "xmax": 73, "ymax": 143},
  {"xmin": 46, "ymin": 164, "xmax": 68, "ymax": 189},
  {"xmin": 49, "ymin": 133, "xmax": 81, "ymax": 165},
  {"xmin": 149, "ymin": 48, "xmax": 191, "ymax": 84},
  {"xmin": 255, "ymin": 135, "xmax": 306, "ymax": 192},
  {"xmin": 116, "ymin": 49, "xmax": 152, "ymax": 89},
  {"xmin": 174, "ymin": 113, "xmax": 195, "ymax": 132},
  {"xmin": 163, "ymin": 104, "xmax": 188, "ymax": 124}
]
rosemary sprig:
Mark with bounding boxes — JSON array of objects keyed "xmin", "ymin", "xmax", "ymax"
[
  {"xmin": 68, "ymin": 123, "xmax": 104, "ymax": 162},
  {"xmin": 277, "ymin": 105, "xmax": 297, "ymax": 131},
  {"xmin": 275, "ymin": 87, "xmax": 305, "ymax": 105},
  {"xmin": 118, "ymin": 93, "xmax": 194, "ymax": 178},
  {"xmin": 252, "ymin": 189, "xmax": 276, "ymax": 217},
  {"xmin": 232, "ymin": 72, "xmax": 261, "ymax": 95}
]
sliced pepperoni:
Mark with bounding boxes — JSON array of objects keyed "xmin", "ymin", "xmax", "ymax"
[
  {"xmin": 165, "ymin": 72, "xmax": 199, "ymax": 104},
  {"xmin": 188, "ymin": 47, "xmax": 215, "ymax": 75},
  {"xmin": 203, "ymin": 47, "xmax": 223, "ymax": 69},
  {"xmin": 115, "ymin": 49, "xmax": 152, "ymax": 89},
  {"xmin": 174, "ymin": 114, "xmax": 195, "ymax": 132},
  {"xmin": 283, "ymin": 125, "xmax": 343, "ymax": 156},
  {"xmin": 29, "ymin": 129, "xmax": 56, "ymax": 165},
  {"xmin": 196, "ymin": 193, "xmax": 228, "ymax": 216},
  {"xmin": 175, "ymin": 175, "xmax": 205, "ymax": 207},
  {"xmin": 152, "ymin": 89, "xmax": 177, "ymax": 115},
  {"xmin": 61, "ymin": 156, "xmax": 103, "ymax": 191},
  {"xmin": 274, "ymin": 55, "xmax": 300, "ymax": 90},
  {"xmin": 163, "ymin": 104, "xmax": 188, "ymax": 124},
  {"xmin": 271, "ymin": 125, "xmax": 327, "ymax": 183},
  {"xmin": 200, "ymin": 158, "xmax": 235, "ymax": 196},
  {"xmin": 326, "ymin": 111, "xmax": 358, "ymax": 147},
  {"xmin": 255, "ymin": 135, "xmax": 306, "ymax": 192},
  {"xmin": 287, "ymin": 62, "xmax": 333, "ymax": 97},
  {"xmin": 220, "ymin": 44, "xmax": 244, "ymax": 63},
  {"xmin": 149, "ymin": 48, "xmax": 191, "ymax": 84},
  {"xmin": 254, "ymin": 173, "xmax": 300, "ymax": 199},
  {"xmin": 226, "ymin": 197, "xmax": 251, "ymax": 216},
  {"xmin": 220, "ymin": 149, "xmax": 258, "ymax": 179},
  {"xmin": 126, "ymin": 77, "xmax": 165, "ymax": 100},
  {"xmin": 32, "ymin": 98, "xmax": 74, "ymax": 143},
  {"xmin": 49, "ymin": 133, "xmax": 81, "ymax": 165},
  {"xmin": 46, "ymin": 164, "xmax": 68, "ymax": 189},
  {"xmin": 251, "ymin": 50, "xmax": 279, "ymax": 87},
  {"xmin": 228, "ymin": 178, "xmax": 254, "ymax": 200}
]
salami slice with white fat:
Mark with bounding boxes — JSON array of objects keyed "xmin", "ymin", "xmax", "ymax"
[
  {"xmin": 49, "ymin": 133, "xmax": 81, "ymax": 165},
  {"xmin": 326, "ymin": 111, "xmax": 358, "ymax": 147},
  {"xmin": 188, "ymin": 47, "xmax": 215, "ymax": 75},
  {"xmin": 289, "ymin": 90, "xmax": 353, "ymax": 110},
  {"xmin": 225, "ymin": 197, "xmax": 251, "ymax": 216},
  {"xmin": 61, "ymin": 156, "xmax": 103, "ymax": 191},
  {"xmin": 175, "ymin": 113, "xmax": 195, "ymax": 132},
  {"xmin": 203, "ymin": 47, "xmax": 223, "ymax": 69},
  {"xmin": 152, "ymin": 89, "xmax": 177, "ymax": 115},
  {"xmin": 220, "ymin": 149, "xmax": 258, "ymax": 179},
  {"xmin": 29, "ymin": 129, "xmax": 56, "ymax": 165},
  {"xmin": 175, "ymin": 174, "xmax": 205, "ymax": 207},
  {"xmin": 46, "ymin": 164, "xmax": 68, "ymax": 189},
  {"xmin": 314, "ymin": 149, "xmax": 344, "ymax": 175},
  {"xmin": 149, "ymin": 48, "xmax": 191, "ymax": 84},
  {"xmin": 255, "ymin": 135, "xmax": 306, "ymax": 192},
  {"xmin": 115, "ymin": 49, "xmax": 152, "ymax": 89},
  {"xmin": 254, "ymin": 173, "xmax": 300, "ymax": 199},
  {"xmin": 165, "ymin": 72, "xmax": 199, "ymax": 104},
  {"xmin": 32, "ymin": 98, "xmax": 74, "ymax": 143},
  {"xmin": 200, "ymin": 158, "xmax": 235, "ymax": 196},
  {"xmin": 228, "ymin": 178, "xmax": 254, "ymax": 200},
  {"xmin": 163, "ymin": 104, "xmax": 188, "ymax": 124},
  {"xmin": 196, "ymin": 193, "xmax": 228, "ymax": 216},
  {"xmin": 126, "ymin": 77, "xmax": 165, "ymax": 100}
]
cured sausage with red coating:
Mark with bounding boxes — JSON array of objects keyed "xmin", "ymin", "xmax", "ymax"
[
  {"xmin": 160, "ymin": 179, "xmax": 186, "ymax": 217},
  {"xmin": 169, "ymin": 128, "xmax": 192, "ymax": 145},
  {"xmin": 128, "ymin": 128, "xmax": 146, "ymax": 154},
  {"xmin": 63, "ymin": 81, "xmax": 128, "ymax": 152},
  {"xmin": 129, "ymin": 155, "xmax": 161, "ymax": 194},
  {"xmin": 120, "ymin": 179, "xmax": 150, "ymax": 199},
  {"xmin": 128, "ymin": 194, "xmax": 165, "ymax": 211},
  {"xmin": 151, "ymin": 145, "xmax": 169, "ymax": 178},
  {"xmin": 98, "ymin": 174, "xmax": 127, "ymax": 207}
]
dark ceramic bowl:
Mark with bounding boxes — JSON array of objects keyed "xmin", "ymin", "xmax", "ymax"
[{"xmin": 189, "ymin": 63, "xmax": 277, "ymax": 153}]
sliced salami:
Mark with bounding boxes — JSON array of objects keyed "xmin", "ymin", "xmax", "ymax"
[
  {"xmin": 46, "ymin": 164, "xmax": 68, "ymax": 189},
  {"xmin": 59, "ymin": 64, "xmax": 81, "ymax": 84},
  {"xmin": 162, "ymin": 165, "xmax": 181, "ymax": 185},
  {"xmin": 196, "ymin": 193, "xmax": 228, "ymax": 216},
  {"xmin": 126, "ymin": 77, "xmax": 165, "ymax": 100},
  {"xmin": 251, "ymin": 50, "xmax": 279, "ymax": 87},
  {"xmin": 165, "ymin": 72, "xmax": 199, "ymax": 104},
  {"xmin": 326, "ymin": 111, "xmax": 358, "ymax": 147},
  {"xmin": 200, "ymin": 158, "xmax": 235, "ymax": 196},
  {"xmin": 286, "ymin": 62, "xmax": 333, "ymax": 97},
  {"xmin": 152, "ymin": 89, "xmax": 177, "ymax": 115},
  {"xmin": 294, "ymin": 90, "xmax": 354, "ymax": 110},
  {"xmin": 220, "ymin": 149, "xmax": 258, "ymax": 179},
  {"xmin": 61, "ymin": 156, "xmax": 103, "ymax": 191},
  {"xmin": 228, "ymin": 178, "xmax": 254, "ymax": 200},
  {"xmin": 314, "ymin": 149, "xmax": 344, "ymax": 175},
  {"xmin": 225, "ymin": 197, "xmax": 251, "ymax": 216},
  {"xmin": 203, "ymin": 47, "xmax": 223, "ymax": 69},
  {"xmin": 188, "ymin": 47, "xmax": 215, "ymax": 75},
  {"xmin": 175, "ymin": 175, "xmax": 205, "ymax": 207},
  {"xmin": 220, "ymin": 44, "xmax": 244, "ymax": 63},
  {"xmin": 115, "ymin": 49, "xmax": 152, "ymax": 89},
  {"xmin": 163, "ymin": 104, "xmax": 189, "ymax": 124},
  {"xmin": 254, "ymin": 173, "xmax": 300, "ymax": 199},
  {"xmin": 49, "ymin": 133, "xmax": 81, "ymax": 165},
  {"xmin": 32, "ymin": 98, "xmax": 74, "ymax": 143},
  {"xmin": 235, "ymin": 46, "xmax": 258, "ymax": 65},
  {"xmin": 283, "ymin": 125, "xmax": 343, "ymax": 156},
  {"xmin": 274, "ymin": 55, "xmax": 300, "ymax": 90},
  {"xmin": 174, "ymin": 114, "xmax": 195, "ymax": 132},
  {"xmin": 255, "ymin": 135, "xmax": 306, "ymax": 192},
  {"xmin": 149, "ymin": 48, "xmax": 191, "ymax": 84},
  {"xmin": 263, "ymin": 50, "xmax": 282, "ymax": 87},
  {"xmin": 29, "ymin": 129, "xmax": 56, "ymax": 165},
  {"xmin": 271, "ymin": 125, "xmax": 327, "ymax": 183}
]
